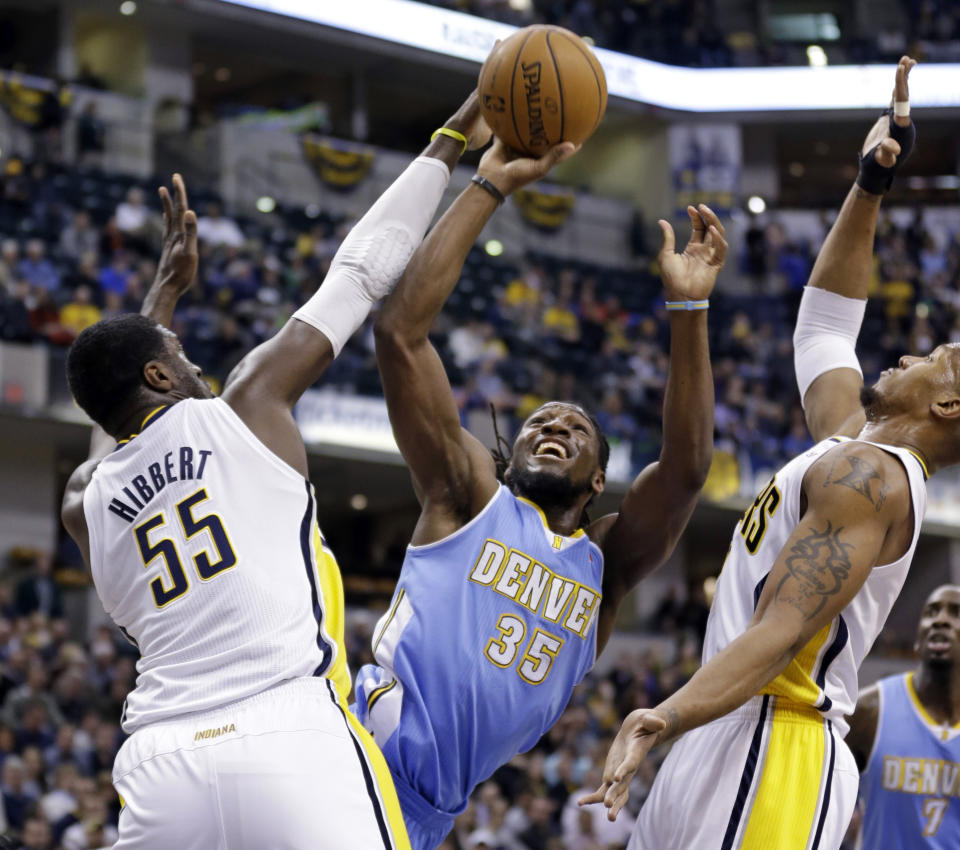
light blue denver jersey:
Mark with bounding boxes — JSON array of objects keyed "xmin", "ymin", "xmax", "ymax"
[
  {"xmin": 859, "ymin": 673, "xmax": 960, "ymax": 848},
  {"xmin": 352, "ymin": 484, "xmax": 603, "ymax": 847}
]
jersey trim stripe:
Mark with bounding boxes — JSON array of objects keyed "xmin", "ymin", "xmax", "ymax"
[
  {"xmin": 374, "ymin": 589, "xmax": 407, "ymax": 655},
  {"xmin": 516, "ymin": 496, "xmax": 586, "ymax": 540},
  {"xmin": 740, "ymin": 703, "xmax": 825, "ymax": 848},
  {"xmin": 903, "ymin": 449, "xmax": 929, "ymax": 480},
  {"xmin": 721, "ymin": 694, "xmax": 770, "ymax": 850},
  {"xmin": 814, "ymin": 616, "xmax": 848, "ymax": 713},
  {"xmin": 810, "ymin": 721, "xmax": 835, "ymax": 849},
  {"xmin": 114, "ymin": 404, "xmax": 172, "ymax": 447},
  {"xmin": 326, "ymin": 679, "xmax": 407, "ymax": 850},
  {"xmin": 753, "ymin": 573, "xmax": 768, "ymax": 609},
  {"xmin": 367, "ymin": 678, "xmax": 398, "ymax": 712},
  {"xmin": 299, "ymin": 481, "xmax": 333, "ymax": 677},
  {"xmin": 312, "ymin": 523, "xmax": 350, "ymax": 699}
]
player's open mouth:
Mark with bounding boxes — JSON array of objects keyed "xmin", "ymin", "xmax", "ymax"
[
  {"xmin": 928, "ymin": 635, "xmax": 952, "ymax": 651},
  {"xmin": 535, "ymin": 441, "xmax": 568, "ymax": 459}
]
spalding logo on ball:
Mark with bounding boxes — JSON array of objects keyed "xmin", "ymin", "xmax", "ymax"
[{"xmin": 478, "ymin": 25, "xmax": 608, "ymax": 157}]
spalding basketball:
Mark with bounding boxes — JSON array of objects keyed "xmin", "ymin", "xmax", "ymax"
[{"xmin": 478, "ymin": 25, "xmax": 607, "ymax": 157}]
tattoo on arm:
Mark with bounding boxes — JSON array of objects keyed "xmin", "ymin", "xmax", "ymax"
[
  {"xmin": 775, "ymin": 521, "xmax": 854, "ymax": 621},
  {"xmin": 824, "ymin": 454, "xmax": 888, "ymax": 512}
]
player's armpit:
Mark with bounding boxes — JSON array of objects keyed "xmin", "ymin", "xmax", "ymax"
[
  {"xmin": 223, "ymin": 318, "xmax": 334, "ymax": 407},
  {"xmin": 61, "ymin": 460, "xmax": 99, "ymax": 570},
  {"xmin": 802, "ymin": 368, "xmax": 867, "ymax": 442},
  {"xmin": 845, "ymin": 683, "xmax": 880, "ymax": 773},
  {"xmin": 593, "ymin": 460, "xmax": 702, "ymax": 651}
]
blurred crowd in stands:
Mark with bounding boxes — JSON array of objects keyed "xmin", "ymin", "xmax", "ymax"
[
  {"xmin": 2, "ymin": 156, "xmax": 960, "ymax": 482},
  {"xmin": 425, "ymin": 0, "xmax": 960, "ymax": 66}
]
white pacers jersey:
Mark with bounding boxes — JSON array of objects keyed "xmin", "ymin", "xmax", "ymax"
[
  {"xmin": 83, "ymin": 398, "xmax": 350, "ymax": 732},
  {"xmin": 704, "ymin": 436, "xmax": 927, "ymax": 737}
]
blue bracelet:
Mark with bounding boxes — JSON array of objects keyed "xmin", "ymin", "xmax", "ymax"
[{"xmin": 665, "ymin": 299, "xmax": 709, "ymax": 311}]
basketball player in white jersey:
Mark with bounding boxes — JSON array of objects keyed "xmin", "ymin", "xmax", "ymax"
[
  {"xmin": 580, "ymin": 57, "xmax": 953, "ymax": 850},
  {"xmin": 847, "ymin": 584, "xmax": 960, "ymax": 848},
  {"xmin": 58, "ymin": 93, "xmax": 504, "ymax": 850}
]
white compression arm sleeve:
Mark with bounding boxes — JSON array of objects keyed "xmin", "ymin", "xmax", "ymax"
[
  {"xmin": 793, "ymin": 286, "xmax": 866, "ymax": 407},
  {"xmin": 293, "ymin": 155, "xmax": 451, "ymax": 355}
]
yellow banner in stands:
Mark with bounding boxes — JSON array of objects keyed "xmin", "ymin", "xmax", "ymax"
[
  {"xmin": 0, "ymin": 73, "xmax": 71, "ymax": 128},
  {"xmin": 513, "ymin": 187, "xmax": 575, "ymax": 231},
  {"xmin": 301, "ymin": 134, "xmax": 375, "ymax": 191}
]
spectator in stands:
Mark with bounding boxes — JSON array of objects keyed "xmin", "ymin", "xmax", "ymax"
[
  {"xmin": 14, "ymin": 556, "xmax": 62, "ymax": 621},
  {"xmin": 96, "ymin": 254, "xmax": 130, "ymax": 300},
  {"xmin": 16, "ymin": 242, "xmax": 57, "ymax": 294},
  {"xmin": 0, "ymin": 289, "xmax": 33, "ymax": 343},
  {"xmin": 60, "ymin": 286, "xmax": 101, "ymax": 337},
  {"xmin": 59, "ymin": 212, "xmax": 100, "ymax": 262},
  {"xmin": 40, "ymin": 763, "xmax": 79, "ymax": 826},
  {"xmin": 28, "ymin": 292, "xmax": 73, "ymax": 346},
  {"xmin": 196, "ymin": 201, "xmax": 245, "ymax": 248},
  {"xmin": 0, "ymin": 241, "xmax": 19, "ymax": 293},
  {"xmin": 17, "ymin": 816, "xmax": 50, "ymax": 850},
  {"xmin": 2, "ymin": 755, "xmax": 36, "ymax": 832},
  {"xmin": 114, "ymin": 187, "xmax": 160, "ymax": 253},
  {"xmin": 75, "ymin": 103, "xmax": 106, "ymax": 170}
]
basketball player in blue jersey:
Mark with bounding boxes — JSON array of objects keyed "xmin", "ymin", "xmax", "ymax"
[
  {"xmin": 847, "ymin": 584, "xmax": 960, "ymax": 848},
  {"xmin": 582, "ymin": 57, "xmax": 960, "ymax": 850},
  {"xmin": 57, "ymin": 93, "xmax": 497, "ymax": 850},
  {"xmin": 351, "ymin": 113, "xmax": 728, "ymax": 846}
]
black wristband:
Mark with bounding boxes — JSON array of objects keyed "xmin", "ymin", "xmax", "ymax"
[
  {"xmin": 856, "ymin": 108, "xmax": 917, "ymax": 195},
  {"xmin": 471, "ymin": 174, "xmax": 505, "ymax": 205}
]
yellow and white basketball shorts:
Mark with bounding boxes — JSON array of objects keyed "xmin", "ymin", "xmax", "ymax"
[
  {"xmin": 112, "ymin": 677, "xmax": 410, "ymax": 850},
  {"xmin": 629, "ymin": 695, "xmax": 858, "ymax": 850}
]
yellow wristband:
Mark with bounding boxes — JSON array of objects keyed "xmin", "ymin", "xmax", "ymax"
[{"xmin": 431, "ymin": 127, "xmax": 468, "ymax": 154}]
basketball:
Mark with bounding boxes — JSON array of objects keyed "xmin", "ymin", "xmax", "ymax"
[{"xmin": 478, "ymin": 25, "xmax": 608, "ymax": 157}]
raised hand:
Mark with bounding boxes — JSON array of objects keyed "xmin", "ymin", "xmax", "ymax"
[
  {"xmin": 476, "ymin": 136, "xmax": 578, "ymax": 198},
  {"xmin": 861, "ymin": 56, "xmax": 917, "ymax": 169},
  {"xmin": 156, "ymin": 173, "xmax": 199, "ymax": 296},
  {"xmin": 578, "ymin": 708, "xmax": 668, "ymax": 820},
  {"xmin": 658, "ymin": 204, "xmax": 727, "ymax": 302},
  {"xmin": 142, "ymin": 174, "xmax": 199, "ymax": 327}
]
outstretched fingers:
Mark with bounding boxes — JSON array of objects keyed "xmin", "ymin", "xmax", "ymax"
[
  {"xmin": 578, "ymin": 782, "xmax": 611, "ymax": 807},
  {"xmin": 697, "ymin": 203, "xmax": 725, "ymax": 237},
  {"xmin": 183, "ymin": 210, "xmax": 198, "ymax": 255},
  {"xmin": 604, "ymin": 781, "xmax": 632, "ymax": 821},
  {"xmin": 893, "ymin": 55, "xmax": 916, "ymax": 104},
  {"xmin": 686, "ymin": 204, "xmax": 706, "ymax": 246},
  {"xmin": 705, "ymin": 224, "xmax": 729, "ymax": 267},
  {"xmin": 536, "ymin": 141, "xmax": 578, "ymax": 174},
  {"xmin": 159, "ymin": 185, "xmax": 174, "ymax": 237},
  {"xmin": 172, "ymin": 173, "xmax": 189, "ymax": 227},
  {"xmin": 657, "ymin": 219, "xmax": 676, "ymax": 256}
]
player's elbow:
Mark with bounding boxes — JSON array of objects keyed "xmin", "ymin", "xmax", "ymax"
[
  {"xmin": 751, "ymin": 614, "xmax": 807, "ymax": 679},
  {"xmin": 668, "ymin": 454, "xmax": 712, "ymax": 501}
]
